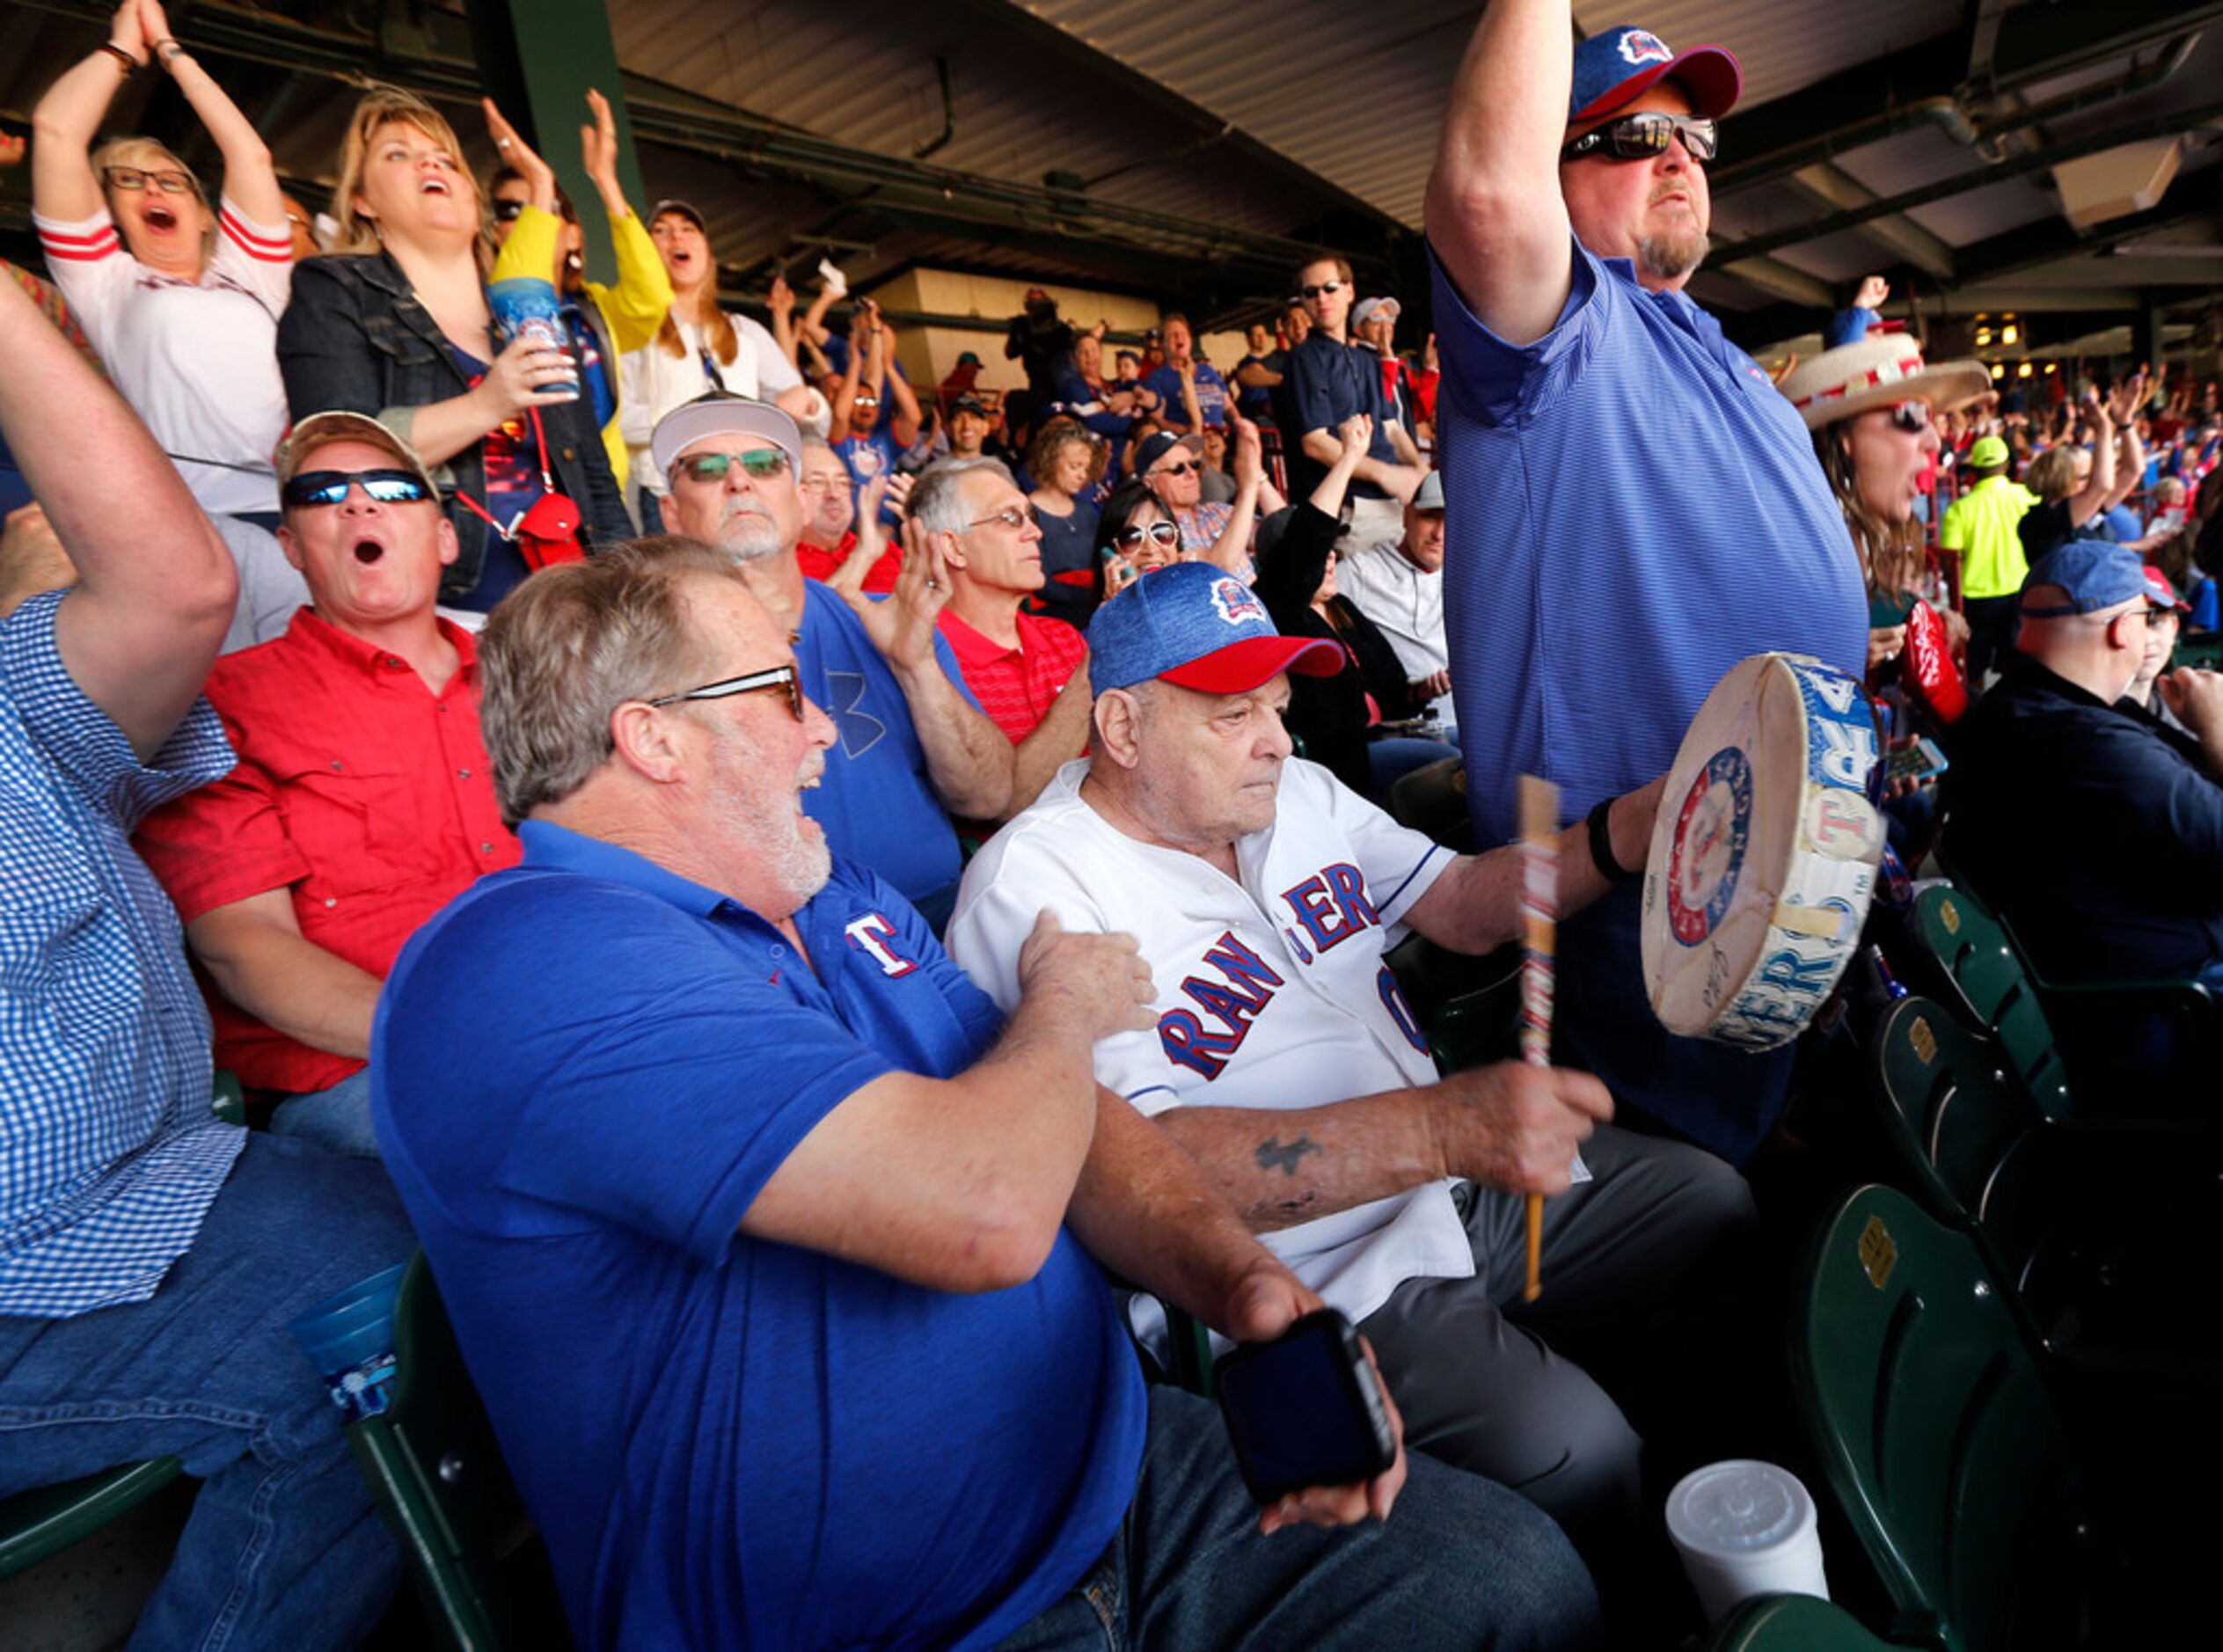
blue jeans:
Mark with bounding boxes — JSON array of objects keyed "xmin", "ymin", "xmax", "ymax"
[
  {"xmin": 269, "ymin": 1067, "xmax": 380, "ymax": 1159},
  {"xmin": 1368, "ymin": 736, "xmax": 1463, "ymax": 801},
  {"xmin": 997, "ymin": 1386, "xmax": 1602, "ymax": 1650},
  {"xmin": 0, "ymin": 1136, "xmax": 413, "ymax": 1650}
]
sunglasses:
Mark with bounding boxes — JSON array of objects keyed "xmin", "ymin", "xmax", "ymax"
[
  {"xmin": 491, "ymin": 198, "xmax": 528, "ymax": 223},
  {"xmin": 1299, "ymin": 280, "xmax": 1345, "ymax": 301},
  {"xmin": 853, "ymin": 396, "xmax": 881, "ymax": 409},
  {"xmin": 281, "ymin": 468, "xmax": 435, "ymax": 508},
  {"xmin": 1560, "ymin": 112, "xmax": 1719, "ymax": 164},
  {"xmin": 105, "ymin": 164, "xmax": 196, "ymax": 196},
  {"xmin": 1885, "ymin": 399, "xmax": 1934, "ymax": 435},
  {"xmin": 647, "ymin": 663, "xmax": 804, "ymax": 720},
  {"xmin": 970, "ymin": 505, "xmax": 1042, "ymax": 531},
  {"xmin": 1115, "ymin": 521, "xmax": 1181, "ymax": 549},
  {"xmin": 675, "ymin": 450, "xmax": 792, "ymax": 484},
  {"xmin": 1151, "ymin": 460, "xmax": 1199, "ymax": 479}
]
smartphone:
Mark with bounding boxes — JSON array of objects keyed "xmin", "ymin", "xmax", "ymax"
[
  {"xmin": 1215, "ymin": 1310, "xmax": 1398, "ymax": 1503},
  {"xmin": 1887, "ymin": 736, "xmax": 1949, "ymax": 784}
]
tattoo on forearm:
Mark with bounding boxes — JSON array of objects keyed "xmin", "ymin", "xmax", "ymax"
[{"xmin": 1255, "ymin": 1134, "xmax": 1321, "ymax": 1177}]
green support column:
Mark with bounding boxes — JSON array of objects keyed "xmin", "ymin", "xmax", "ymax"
[{"xmin": 462, "ymin": 0, "xmax": 647, "ymax": 288}]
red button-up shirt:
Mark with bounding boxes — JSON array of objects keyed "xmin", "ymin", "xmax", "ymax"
[
  {"xmin": 135, "ymin": 610, "xmax": 517, "ymax": 1095},
  {"xmin": 796, "ymin": 531, "xmax": 901, "ymax": 594},
  {"xmin": 935, "ymin": 609, "xmax": 1086, "ymax": 743}
]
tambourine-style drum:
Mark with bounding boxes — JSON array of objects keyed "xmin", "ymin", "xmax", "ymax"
[{"xmin": 1641, "ymin": 653, "xmax": 1885, "ymax": 1049}]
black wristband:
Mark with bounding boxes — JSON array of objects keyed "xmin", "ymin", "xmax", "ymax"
[{"xmin": 1586, "ymin": 796, "xmax": 1639, "ymax": 884}]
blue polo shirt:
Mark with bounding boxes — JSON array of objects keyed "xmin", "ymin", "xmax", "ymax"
[
  {"xmin": 1430, "ymin": 238, "xmax": 1867, "ymax": 1163},
  {"xmin": 798, "ymin": 581, "xmax": 980, "ymax": 926},
  {"xmin": 1280, "ymin": 334, "xmax": 1399, "ymax": 500},
  {"xmin": 371, "ymin": 823, "xmax": 1146, "ymax": 1652}
]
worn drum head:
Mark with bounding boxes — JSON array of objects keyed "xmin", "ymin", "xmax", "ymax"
[{"xmin": 1641, "ymin": 654, "xmax": 1883, "ymax": 1049}]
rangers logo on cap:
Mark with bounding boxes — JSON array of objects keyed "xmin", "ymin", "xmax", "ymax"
[
  {"xmin": 1619, "ymin": 29, "xmax": 1673, "ymax": 66},
  {"xmin": 1211, "ymin": 578, "xmax": 1268, "ymax": 628}
]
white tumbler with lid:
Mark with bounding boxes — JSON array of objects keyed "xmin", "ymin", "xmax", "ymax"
[{"xmin": 1664, "ymin": 1459, "xmax": 1831, "ymax": 1624}]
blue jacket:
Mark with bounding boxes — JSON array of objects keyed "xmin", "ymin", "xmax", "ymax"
[
  {"xmin": 278, "ymin": 252, "xmax": 633, "ymax": 601},
  {"xmin": 1942, "ymin": 653, "xmax": 2223, "ymax": 984}
]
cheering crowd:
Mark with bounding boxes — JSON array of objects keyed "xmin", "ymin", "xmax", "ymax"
[{"xmin": 3, "ymin": 1, "xmax": 2218, "ymax": 1648}]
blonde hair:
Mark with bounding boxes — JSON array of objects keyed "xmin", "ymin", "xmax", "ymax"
[
  {"xmin": 652, "ymin": 225, "xmax": 738, "ymax": 365},
  {"xmin": 327, "ymin": 88, "xmax": 490, "ymax": 278},
  {"xmin": 92, "ymin": 137, "xmax": 214, "ymax": 264},
  {"xmin": 2022, "ymin": 446, "xmax": 2081, "ymax": 506}
]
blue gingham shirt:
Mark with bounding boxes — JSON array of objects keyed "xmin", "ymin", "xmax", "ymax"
[{"xmin": 1, "ymin": 588, "xmax": 244, "ymax": 1317}]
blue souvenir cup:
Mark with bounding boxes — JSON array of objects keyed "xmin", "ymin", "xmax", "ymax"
[
  {"xmin": 289, "ymin": 1261, "xmax": 408, "ymax": 1422},
  {"xmin": 486, "ymin": 275, "xmax": 581, "ymax": 398}
]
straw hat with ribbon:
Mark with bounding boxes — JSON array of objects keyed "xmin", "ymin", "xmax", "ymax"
[{"xmin": 1776, "ymin": 332, "xmax": 1990, "ymax": 430}]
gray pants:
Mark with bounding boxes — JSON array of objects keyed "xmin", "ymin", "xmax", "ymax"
[{"xmin": 1356, "ymin": 1125, "xmax": 1758, "ymax": 1564}]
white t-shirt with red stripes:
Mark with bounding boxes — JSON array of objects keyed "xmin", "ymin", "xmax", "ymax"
[{"xmin": 34, "ymin": 198, "xmax": 292, "ymax": 515}]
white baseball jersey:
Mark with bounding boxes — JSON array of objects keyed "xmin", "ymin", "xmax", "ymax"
[
  {"xmin": 947, "ymin": 757, "xmax": 1473, "ymax": 1329},
  {"xmin": 1334, "ymin": 540, "xmax": 1454, "ymax": 724},
  {"xmin": 34, "ymin": 199, "xmax": 292, "ymax": 516}
]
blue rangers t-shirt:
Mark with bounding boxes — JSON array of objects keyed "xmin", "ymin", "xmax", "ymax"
[{"xmin": 372, "ymin": 826, "xmax": 1147, "ymax": 1651}]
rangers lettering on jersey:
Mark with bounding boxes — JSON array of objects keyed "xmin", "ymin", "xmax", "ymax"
[{"xmin": 1159, "ymin": 932, "xmax": 1286, "ymax": 1079}]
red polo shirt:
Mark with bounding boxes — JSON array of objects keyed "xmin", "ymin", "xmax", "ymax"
[
  {"xmin": 135, "ymin": 610, "xmax": 517, "ymax": 1095},
  {"xmin": 797, "ymin": 531, "xmax": 901, "ymax": 594},
  {"xmin": 936, "ymin": 608, "xmax": 1086, "ymax": 743}
]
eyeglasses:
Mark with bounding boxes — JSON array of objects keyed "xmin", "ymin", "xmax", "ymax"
[
  {"xmin": 105, "ymin": 165, "xmax": 195, "ymax": 196},
  {"xmin": 1560, "ymin": 112, "xmax": 1719, "ymax": 164},
  {"xmin": 970, "ymin": 505, "xmax": 1041, "ymax": 531},
  {"xmin": 675, "ymin": 450, "xmax": 792, "ymax": 485},
  {"xmin": 852, "ymin": 396, "xmax": 881, "ymax": 409},
  {"xmin": 1114, "ymin": 521, "xmax": 1181, "ymax": 549},
  {"xmin": 491, "ymin": 198, "xmax": 528, "ymax": 223},
  {"xmin": 647, "ymin": 663, "xmax": 804, "ymax": 720},
  {"xmin": 281, "ymin": 468, "xmax": 435, "ymax": 508},
  {"xmin": 1299, "ymin": 280, "xmax": 1345, "ymax": 301},
  {"xmin": 1151, "ymin": 460, "xmax": 1199, "ymax": 479},
  {"xmin": 1886, "ymin": 400, "xmax": 1934, "ymax": 435}
]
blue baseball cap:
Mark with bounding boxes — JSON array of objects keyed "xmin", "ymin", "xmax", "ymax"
[
  {"xmin": 2020, "ymin": 541, "xmax": 2170, "ymax": 617},
  {"xmin": 1570, "ymin": 26, "xmax": 1742, "ymax": 124},
  {"xmin": 1088, "ymin": 561, "xmax": 1342, "ymax": 696}
]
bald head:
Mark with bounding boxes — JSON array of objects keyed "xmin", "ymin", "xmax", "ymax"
[{"xmin": 2015, "ymin": 584, "xmax": 2153, "ymax": 705}]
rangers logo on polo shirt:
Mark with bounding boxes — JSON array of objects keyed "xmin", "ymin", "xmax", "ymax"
[
  {"xmin": 1620, "ymin": 29, "xmax": 1673, "ymax": 66},
  {"xmin": 1210, "ymin": 577, "xmax": 1267, "ymax": 628}
]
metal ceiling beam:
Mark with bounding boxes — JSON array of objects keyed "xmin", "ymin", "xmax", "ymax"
[
  {"xmin": 1715, "ymin": 97, "xmax": 2223, "ymax": 267},
  {"xmin": 1712, "ymin": 2, "xmax": 2223, "ymax": 197},
  {"xmin": 1786, "ymin": 164, "xmax": 1959, "ymax": 279},
  {"xmin": 1711, "ymin": 255, "xmax": 1836, "ymax": 310}
]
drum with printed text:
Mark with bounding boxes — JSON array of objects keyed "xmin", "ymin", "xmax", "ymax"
[{"xmin": 1640, "ymin": 653, "xmax": 1885, "ymax": 1049}]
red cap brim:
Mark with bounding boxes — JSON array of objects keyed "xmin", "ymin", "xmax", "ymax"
[
  {"xmin": 1160, "ymin": 636, "xmax": 1344, "ymax": 694},
  {"xmin": 1574, "ymin": 45, "xmax": 1743, "ymax": 123}
]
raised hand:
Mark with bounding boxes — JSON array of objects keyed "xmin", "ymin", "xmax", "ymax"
[{"xmin": 482, "ymin": 99, "xmax": 554, "ymax": 204}]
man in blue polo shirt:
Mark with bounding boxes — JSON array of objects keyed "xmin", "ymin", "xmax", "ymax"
[
  {"xmin": 1423, "ymin": 4, "xmax": 1868, "ymax": 1164},
  {"xmin": 655, "ymin": 394, "xmax": 1013, "ymax": 930},
  {"xmin": 1280, "ymin": 256, "xmax": 1430, "ymax": 556},
  {"xmin": 370, "ymin": 542, "xmax": 1598, "ymax": 1651}
]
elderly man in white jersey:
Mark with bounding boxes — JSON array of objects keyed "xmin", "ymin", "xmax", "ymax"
[{"xmin": 947, "ymin": 560, "xmax": 1759, "ymax": 1590}]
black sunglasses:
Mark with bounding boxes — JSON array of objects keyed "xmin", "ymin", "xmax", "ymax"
[
  {"xmin": 647, "ymin": 663, "xmax": 804, "ymax": 720},
  {"xmin": 491, "ymin": 198, "xmax": 528, "ymax": 223},
  {"xmin": 1152, "ymin": 460, "xmax": 1200, "ymax": 479},
  {"xmin": 1561, "ymin": 112, "xmax": 1719, "ymax": 164},
  {"xmin": 282, "ymin": 468, "xmax": 435, "ymax": 508},
  {"xmin": 1299, "ymin": 279, "xmax": 1345, "ymax": 301}
]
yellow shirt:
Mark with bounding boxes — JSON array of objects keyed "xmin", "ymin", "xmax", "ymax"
[
  {"xmin": 491, "ymin": 203, "xmax": 673, "ymax": 496},
  {"xmin": 1939, "ymin": 474, "xmax": 2041, "ymax": 600}
]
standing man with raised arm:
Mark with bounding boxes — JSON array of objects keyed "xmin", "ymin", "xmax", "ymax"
[
  {"xmin": 0, "ymin": 267, "xmax": 409, "ymax": 1647},
  {"xmin": 1424, "ymin": 7, "xmax": 1868, "ymax": 1164}
]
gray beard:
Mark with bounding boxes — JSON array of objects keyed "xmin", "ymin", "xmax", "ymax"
[
  {"xmin": 1637, "ymin": 228, "xmax": 1709, "ymax": 284},
  {"xmin": 718, "ymin": 511, "xmax": 785, "ymax": 565}
]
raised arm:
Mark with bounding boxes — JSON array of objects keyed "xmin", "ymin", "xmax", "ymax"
[
  {"xmin": 0, "ymin": 271, "xmax": 233, "ymax": 756},
  {"xmin": 1199, "ymin": 413, "xmax": 1269, "ymax": 576},
  {"xmin": 30, "ymin": 0, "xmax": 143, "ymax": 223},
  {"xmin": 2063, "ymin": 391, "xmax": 2117, "ymax": 530},
  {"xmin": 139, "ymin": 0, "xmax": 282, "ymax": 227},
  {"xmin": 1423, "ymin": 0, "xmax": 1576, "ymax": 346},
  {"xmin": 1005, "ymin": 661, "xmax": 1094, "ymax": 817}
]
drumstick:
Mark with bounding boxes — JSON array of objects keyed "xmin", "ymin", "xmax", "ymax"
[{"xmin": 1517, "ymin": 774, "xmax": 1560, "ymax": 1303}]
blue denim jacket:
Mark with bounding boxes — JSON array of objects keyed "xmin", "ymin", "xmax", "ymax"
[{"xmin": 277, "ymin": 252, "xmax": 633, "ymax": 600}]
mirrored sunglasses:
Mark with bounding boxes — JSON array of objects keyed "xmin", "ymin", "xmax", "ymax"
[
  {"xmin": 676, "ymin": 450, "xmax": 792, "ymax": 484},
  {"xmin": 281, "ymin": 469, "xmax": 435, "ymax": 508},
  {"xmin": 1560, "ymin": 112, "xmax": 1719, "ymax": 164}
]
